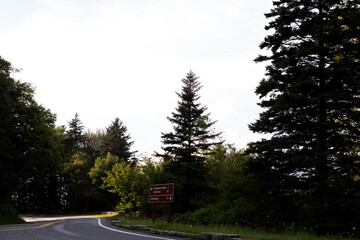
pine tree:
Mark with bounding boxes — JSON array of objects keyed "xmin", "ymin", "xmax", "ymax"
[
  {"xmin": 158, "ymin": 71, "xmax": 222, "ymax": 212},
  {"xmin": 64, "ymin": 113, "xmax": 86, "ymax": 157},
  {"xmin": 247, "ymin": 0, "xmax": 360, "ymax": 234},
  {"xmin": 99, "ymin": 117, "xmax": 136, "ymax": 163}
]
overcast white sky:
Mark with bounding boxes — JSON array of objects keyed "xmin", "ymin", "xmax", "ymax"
[{"xmin": 0, "ymin": 0, "xmax": 273, "ymax": 155}]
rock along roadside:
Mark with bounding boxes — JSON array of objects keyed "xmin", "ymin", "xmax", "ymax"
[{"xmin": 111, "ymin": 220, "xmax": 255, "ymax": 240}]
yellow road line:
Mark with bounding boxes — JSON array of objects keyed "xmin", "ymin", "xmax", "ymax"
[
  {"xmin": 0, "ymin": 223, "xmax": 29, "ymax": 227},
  {"xmin": 0, "ymin": 220, "xmax": 65, "ymax": 232}
]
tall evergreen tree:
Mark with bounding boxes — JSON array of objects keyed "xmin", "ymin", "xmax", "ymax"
[
  {"xmin": 247, "ymin": 0, "xmax": 359, "ymax": 234},
  {"xmin": 157, "ymin": 71, "xmax": 222, "ymax": 212},
  {"xmin": 64, "ymin": 113, "xmax": 86, "ymax": 158},
  {"xmin": 62, "ymin": 113, "xmax": 95, "ymax": 211},
  {"xmin": 99, "ymin": 117, "xmax": 136, "ymax": 163}
]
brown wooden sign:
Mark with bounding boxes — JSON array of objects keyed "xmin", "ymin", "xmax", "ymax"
[{"xmin": 148, "ymin": 183, "xmax": 174, "ymax": 203}]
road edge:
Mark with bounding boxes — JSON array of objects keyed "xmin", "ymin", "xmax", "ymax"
[{"xmin": 97, "ymin": 218, "xmax": 178, "ymax": 240}]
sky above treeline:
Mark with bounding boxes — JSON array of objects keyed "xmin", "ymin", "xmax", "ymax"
[{"xmin": 0, "ymin": 0, "xmax": 273, "ymax": 155}]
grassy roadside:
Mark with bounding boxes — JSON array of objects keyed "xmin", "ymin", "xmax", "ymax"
[
  {"xmin": 0, "ymin": 216, "xmax": 26, "ymax": 225},
  {"xmin": 114, "ymin": 216, "xmax": 358, "ymax": 240},
  {"xmin": 0, "ymin": 202, "xmax": 25, "ymax": 225}
]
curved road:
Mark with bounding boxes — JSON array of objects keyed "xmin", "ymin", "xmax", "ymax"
[{"xmin": 0, "ymin": 217, "xmax": 184, "ymax": 240}]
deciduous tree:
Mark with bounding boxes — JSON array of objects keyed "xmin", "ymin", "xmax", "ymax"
[
  {"xmin": 102, "ymin": 161, "xmax": 144, "ymax": 215},
  {"xmin": 0, "ymin": 56, "xmax": 63, "ymax": 211}
]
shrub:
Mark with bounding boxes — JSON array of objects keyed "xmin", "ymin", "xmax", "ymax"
[{"xmin": 0, "ymin": 201, "xmax": 25, "ymax": 225}]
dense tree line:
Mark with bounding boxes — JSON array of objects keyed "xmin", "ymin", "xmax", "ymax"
[
  {"xmin": 1, "ymin": 0, "xmax": 359, "ymax": 237},
  {"xmin": 1, "ymin": 56, "xmax": 63, "ymax": 211},
  {"xmin": 0, "ymin": 58, "xmax": 137, "ymax": 213}
]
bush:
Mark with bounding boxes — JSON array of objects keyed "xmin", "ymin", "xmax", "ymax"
[
  {"xmin": 0, "ymin": 201, "xmax": 25, "ymax": 225},
  {"xmin": 173, "ymin": 207, "xmax": 219, "ymax": 225}
]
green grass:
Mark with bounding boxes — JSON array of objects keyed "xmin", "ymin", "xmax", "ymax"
[{"xmin": 115, "ymin": 216, "xmax": 358, "ymax": 240}]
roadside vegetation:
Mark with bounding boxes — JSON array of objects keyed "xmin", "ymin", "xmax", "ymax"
[
  {"xmin": 0, "ymin": 201, "xmax": 25, "ymax": 225},
  {"xmin": 114, "ymin": 216, "xmax": 358, "ymax": 240}
]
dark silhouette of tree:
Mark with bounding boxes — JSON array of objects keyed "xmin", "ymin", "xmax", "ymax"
[
  {"xmin": 99, "ymin": 117, "xmax": 136, "ymax": 163},
  {"xmin": 0, "ymin": 56, "xmax": 22, "ymax": 201},
  {"xmin": 157, "ymin": 71, "xmax": 222, "ymax": 212},
  {"xmin": 64, "ymin": 113, "xmax": 86, "ymax": 158},
  {"xmin": 247, "ymin": 0, "xmax": 360, "ymax": 235},
  {"xmin": 0, "ymin": 56, "xmax": 63, "ymax": 211}
]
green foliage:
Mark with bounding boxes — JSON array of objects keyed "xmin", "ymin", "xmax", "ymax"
[
  {"xmin": 13, "ymin": 111, "xmax": 65, "ymax": 212},
  {"xmin": 204, "ymin": 145, "xmax": 264, "ymax": 226},
  {"xmin": 166, "ymin": 145, "xmax": 262, "ymax": 227},
  {"xmin": 60, "ymin": 114, "xmax": 117, "ymax": 212},
  {"xmin": 64, "ymin": 152, "xmax": 93, "ymax": 185},
  {"xmin": 140, "ymin": 155, "xmax": 165, "ymax": 185},
  {"xmin": 159, "ymin": 71, "xmax": 221, "ymax": 161},
  {"xmin": 83, "ymin": 129, "xmax": 105, "ymax": 158},
  {"xmin": 247, "ymin": 0, "xmax": 360, "ymax": 236},
  {"xmin": 99, "ymin": 117, "xmax": 136, "ymax": 163},
  {"xmin": 174, "ymin": 207, "xmax": 218, "ymax": 225},
  {"xmin": 64, "ymin": 113, "xmax": 86, "ymax": 158},
  {"xmin": 62, "ymin": 151, "xmax": 93, "ymax": 211},
  {"xmin": 102, "ymin": 161, "xmax": 144, "ymax": 216},
  {"xmin": 89, "ymin": 154, "xmax": 166, "ymax": 217},
  {"xmin": 61, "ymin": 115, "xmax": 96, "ymax": 211},
  {"xmin": 116, "ymin": 216, "xmax": 359, "ymax": 240},
  {"xmin": 157, "ymin": 71, "xmax": 222, "ymax": 212},
  {"xmin": 0, "ymin": 56, "xmax": 35, "ymax": 199},
  {"xmin": 137, "ymin": 155, "xmax": 167, "ymax": 215},
  {"xmin": 0, "ymin": 56, "xmax": 64, "ymax": 212},
  {"xmin": 1, "ymin": 56, "xmax": 132, "ymax": 213},
  {"xmin": 206, "ymin": 146, "xmax": 248, "ymax": 206},
  {"xmin": 0, "ymin": 201, "xmax": 25, "ymax": 225},
  {"xmin": 89, "ymin": 152, "xmax": 120, "ymax": 187}
]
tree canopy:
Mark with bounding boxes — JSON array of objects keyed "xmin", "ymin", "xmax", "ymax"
[{"xmin": 0, "ymin": 56, "xmax": 63, "ymax": 211}]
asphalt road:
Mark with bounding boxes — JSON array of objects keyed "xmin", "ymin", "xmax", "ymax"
[{"xmin": 0, "ymin": 217, "xmax": 184, "ymax": 240}]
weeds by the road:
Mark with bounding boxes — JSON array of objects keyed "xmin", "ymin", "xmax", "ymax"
[
  {"xmin": 0, "ymin": 202, "xmax": 25, "ymax": 225},
  {"xmin": 115, "ymin": 216, "xmax": 358, "ymax": 240}
]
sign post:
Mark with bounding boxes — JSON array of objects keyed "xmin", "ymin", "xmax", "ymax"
[{"xmin": 148, "ymin": 183, "xmax": 174, "ymax": 223}]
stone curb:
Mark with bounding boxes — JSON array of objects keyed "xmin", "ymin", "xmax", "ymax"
[{"xmin": 111, "ymin": 220, "xmax": 254, "ymax": 240}]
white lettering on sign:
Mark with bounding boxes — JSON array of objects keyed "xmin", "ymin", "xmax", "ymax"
[{"xmin": 148, "ymin": 183, "xmax": 174, "ymax": 203}]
